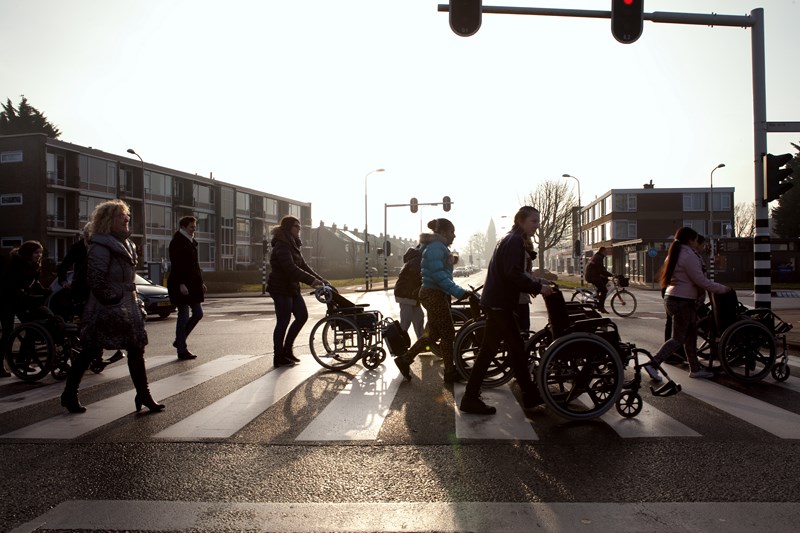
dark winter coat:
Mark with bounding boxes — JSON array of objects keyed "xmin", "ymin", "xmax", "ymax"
[
  {"xmin": 480, "ymin": 227, "xmax": 544, "ymax": 311},
  {"xmin": 167, "ymin": 230, "xmax": 205, "ymax": 305},
  {"xmin": 0, "ymin": 252, "xmax": 47, "ymax": 318},
  {"xmin": 393, "ymin": 246, "xmax": 422, "ymax": 303},
  {"xmin": 57, "ymin": 239, "xmax": 89, "ymax": 304},
  {"xmin": 585, "ymin": 252, "xmax": 612, "ymax": 284},
  {"xmin": 266, "ymin": 227, "xmax": 323, "ymax": 296},
  {"xmin": 80, "ymin": 232, "xmax": 148, "ymax": 350}
]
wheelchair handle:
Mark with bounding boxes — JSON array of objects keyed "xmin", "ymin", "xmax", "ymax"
[{"xmin": 313, "ymin": 284, "xmax": 335, "ymax": 304}]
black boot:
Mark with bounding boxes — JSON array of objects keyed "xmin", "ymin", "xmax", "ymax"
[
  {"xmin": 60, "ymin": 391, "xmax": 86, "ymax": 413},
  {"xmin": 284, "ymin": 347, "xmax": 300, "ymax": 363},
  {"xmin": 128, "ymin": 349, "xmax": 165, "ymax": 412},
  {"xmin": 61, "ymin": 347, "xmax": 94, "ymax": 413}
]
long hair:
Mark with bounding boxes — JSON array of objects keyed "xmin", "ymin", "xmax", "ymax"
[
  {"xmin": 658, "ymin": 227, "xmax": 699, "ymax": 288},
  {"xmin": 513, "ymin": 205, "xmax": 539, "ymax": 228},
  {"xmin": 89, "ymin": 199, "xmax": 130, "ymax": 236}
]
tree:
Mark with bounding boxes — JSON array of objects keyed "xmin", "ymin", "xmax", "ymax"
[
  {"xmin": 465, "ymin": 232, "xmax": 488, "ymax": 267},
  {"xmin": 523, "ymin": 180, "xmax": 576, "ymax": 272},
  {"xmin": 771, "ymin": 142, "xmax": 800, "ymax": 239},
  {"xmin": 733, "ymin": 202, "xmax": 755, "ymax": 238},
  {"xmin": 0, "ymin": 95, "xmax": 61, "ymax": 138}
]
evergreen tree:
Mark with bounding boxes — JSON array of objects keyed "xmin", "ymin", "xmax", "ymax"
[{"xmin": 0, "ymin": 95, "xmax": 61, "ymax": 138}]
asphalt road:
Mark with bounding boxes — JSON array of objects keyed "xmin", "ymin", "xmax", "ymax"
[{"xmin": 2, "ymin": 274, "xmax": 800, "ymax": 532}]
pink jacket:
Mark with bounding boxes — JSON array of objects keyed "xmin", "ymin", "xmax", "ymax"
[{"xmin": 664, "ymin": 246, "xmax": 728, "ymax": 300}]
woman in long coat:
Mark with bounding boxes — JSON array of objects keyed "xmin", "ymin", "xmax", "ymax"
[{"xmin": 61, "ymin": 199, "xmax": 164, "ymax": 414}]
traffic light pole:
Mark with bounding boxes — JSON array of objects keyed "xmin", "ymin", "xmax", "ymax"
[{"xmin": 437, "ymin": 4, "xmax": 800, "ymax": 309}]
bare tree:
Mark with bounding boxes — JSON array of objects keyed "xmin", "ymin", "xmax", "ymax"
[
  {"xmin": 465, "ymin": 232, "xmax": 489, "ymax": 266},
  {"xmin": 523, "ymin": 180, "xmax": 577, "ymax": 272},
  {"xmin": 734, "ymin": 202, "xmax": 755, "ymax": 237}
]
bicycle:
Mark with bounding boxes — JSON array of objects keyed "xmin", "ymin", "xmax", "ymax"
[{"xmin": 571, "ymin": 275, "xmax": 637, "ymax": 317}]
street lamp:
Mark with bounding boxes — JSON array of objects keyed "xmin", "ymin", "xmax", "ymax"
[
  {"xmin": 562, "ymin": 173, "xmax": 583, "ymax": 286},
  {"xmin": 364, "ymin": 168, "xmax": 385, "ymax": 291},
  {"xmin": 709, "ymin": 163, "xmax": 725, "ymax": 281},
  {"xmin": 127, "ymin": 148, "xmax": 147, "ymax": 263}
]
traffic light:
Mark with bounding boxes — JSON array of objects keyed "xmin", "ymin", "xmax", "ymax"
[
  {"xmin": 449, "ymin": 0, "xmax": 482, "ymax": 37},
  {"xmin": 573, "ymin": 239, "xmax": 581, "ymax": 257},
  {"xmin": 763, "ymin": 153, "xmax": 794, "ymax": 204},
  {"xmin": 442, "ymin": 196, "xmax": 452, "ymax": 212},
  {"xmin": 384, "ymin": 240, "xmax": 391, "ymax": 256},
  {"xmin": 611, "ymin": 0, "xmax": 644, "ymax": 44},
  {"xmin": 410, "ymin": 197, "xmax": 418, "ymax": 213}
]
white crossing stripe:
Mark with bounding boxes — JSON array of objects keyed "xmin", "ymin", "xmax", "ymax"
[
  {"xmin": 0, "ymin": 355, "xmax": 175, "ymax": 415},
  {"xmin": 155, "ymin": 358, "xmax": 320, "ymax": 439},
  {"xmin": 579, "ymin": 396, "xmax": 700, "ymax": 438},
  {"xmin": 16, "ymin": 500, "xmax": 800, "ymax": 533},
  {"xmin": 296, "ymin": 361, "xmax": 402, "ymax": 441},
  {"xmin": 0, "ymin": 354, "xmax": 259, "ymax": 440},
  {"xmin": 213, "ymin": 318, "xmax": 236, "ymax": 322},
  {"xmin": 453, "ymin": 384, "xmax": 539, "ymax": 440},
  {"xmin": 672, "ymin": 366, "xmax": 800, "ymax": 438}
]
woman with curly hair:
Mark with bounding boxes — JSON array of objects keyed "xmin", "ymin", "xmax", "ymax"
[{"xmin": 61, "ymin": 199, "xmax": 164, "ymax": 413}]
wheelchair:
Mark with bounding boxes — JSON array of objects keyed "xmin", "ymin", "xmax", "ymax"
[
  {"xmin": 454, "ymin": 286, "xmax": 681, "ymax": 421},
  {"xmin": 695, "ymin": 290, "xmax": 791, "ymax": 383},
  {"xmin": 308, "ymin": 285, "xmax": 403, "ymax": 371}
]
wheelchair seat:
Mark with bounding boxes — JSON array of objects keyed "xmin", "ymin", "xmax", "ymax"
[{"xmin": 544, "ymin": 290, "xmax": 618, "ymax": 343}]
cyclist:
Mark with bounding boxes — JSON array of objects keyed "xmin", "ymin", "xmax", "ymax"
[{"xmin": 585, "ymin": 246, "xmax": 613, "ymax": 313}]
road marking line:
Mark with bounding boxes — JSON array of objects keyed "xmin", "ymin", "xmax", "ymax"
[
  {"xmin": 0, "ymin": 355, "xmax": 174, "ymax": 414},
  {"xmin": 296, "ymin": 362, "xmax": 402, "ymax": 441},
  {"xmin": 670, "ymin": 365, "xmax": 800, "ymax": 438},
  {"xmin": 453, "ymin": 384, "xmax": 538, "ymax": 440},
  {"xmin": 578, "ymin": 396, "xmax": 700, "ymax": 438},
  {"xmin": 155, "ymin": 358, "xmax": 320, "ymax": 439},
  {"xmin": 0, "ymin": 354, "xmax": 259, "ymax": 440}
]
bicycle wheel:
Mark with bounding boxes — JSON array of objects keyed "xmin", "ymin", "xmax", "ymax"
[
  {"xmin": 309, "ymin": 315, "xmax": 364, "ymax": 370},
  {"xmin": 610, "ymin": 289, "xmax": 637, "ymax": 317},
  {"xmin": 571, "ymin": 290, "xmax": 594, "ymax": 305},
  {"xmin": 453, "ymin": 319, "xmax": 512, "ymax": 388},
  {"xmin": 6, "ymin": 323, "xmax": 54, "ymax": 382},
  {"xmin": 536, "ymin": 332, "xmax": 624, "ymax": 420}
]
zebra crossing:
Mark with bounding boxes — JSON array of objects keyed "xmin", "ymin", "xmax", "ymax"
[{"xmin": 2, "ymin": 353, "xmax": 800, "ymax": 443}]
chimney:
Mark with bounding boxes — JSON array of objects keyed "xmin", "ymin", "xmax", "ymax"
[{"xmin": 643, "ymin": 179, "xmax": 654, "ymax": 189}]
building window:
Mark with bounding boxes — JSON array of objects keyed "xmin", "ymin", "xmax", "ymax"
[
  {"xmin": 264, "ymin": 197, "xmax": 278, "ymax": 216},
  {"xmin": 288, "ymin": 204, "xmax": 301, "ymax": 218},
  {"xmin": 193, "ymin": 183, "xmax": 214, "ymax": 208},
  {"xmin": 236, "ymin": 245, "xmax": 252, "ymax": 265},
  {"xmin": 236, "ymin": 191, "xmax": 250, "ymax": 216},
  {"xmin": 604, "ymin": 196, "xmax": 613, "ymax": 215},
  {"xmin": 79, "ymin": 196, "xmax": 107, "ymax": 225},
  {"xmin": 683, "ymin": 193, "xmax": 705, "ymax": 211},
  {"xmin": 613, "ymin": 220, "xmax": 637, "ymax": 239},
  {"xmin": 684, "ymin": 219, "xmax": 707, "ymax": 235},
  {"xmin": 0, "ymin": 150, "xmax": 23, "ymax": 163},
  {"xmin": 1, "ymin": 237, "xmax": 23, "ymax": 248},
  {"xmin": 712, "ymin": 192, "xmax": 731, "ymax": 211},
  {"xmin": 47, "ymin": 193, "xmax": 66, "ymax": 228},
  {"xmin": 1, "ymin": 194, "xmax": 23, "ymax": 206},
  {"xmin": 613, "ymin": 194, "xmax": 636, "ymax": 212},
  {"xmin": 145, "ymin": 172, "xmax": 172, "ymax": 201},
  {"xmin": 236, "ymin": 218, "xmax": 251, "ymax": 240},
  {"xmin": 79, "ymin": 155, "xmax": 117, "ymax": 192}
]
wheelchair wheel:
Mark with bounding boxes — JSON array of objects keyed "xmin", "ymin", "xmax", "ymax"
[
  {"xmin": 6, "ymin": 323, "xmax": 55, "ymax": 382},
  {"xmin": 771, "ymin": 363, "xmax": 790, "ymax": 382},
  {"xmin": 610, "ymin": 290, "xmax": 637, "ymax": 317},
  {"xmin": 718, "ymin": 319, "xmax": 775, "ymax": 383},
  {"xmin": 309, "ymin": 315, "xmax": 364, "ymax": 370},
  {"xmin": 615, "ymin": 391, "xmax": 643, "ymax": 418},
  {"xmin": 537, "ymin": 332, "xmax": 624, "ymax": 421},
  {"xmin": 524, "ymin": 329, "xmax": 552, "ymax": 377},
  {"xmin": 362, "ymin": 346, "xmax": 386, "ymax": 370},
  {"xmin": 453, "ymin": 319, "xmax": 513, "ymax": 388}
]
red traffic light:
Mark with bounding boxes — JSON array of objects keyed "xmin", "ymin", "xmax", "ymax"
[{"xmin": 611, "ymin": 0, "xmax": 644, "ymax": 44}]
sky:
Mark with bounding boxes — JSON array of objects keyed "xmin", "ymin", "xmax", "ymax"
[{"xmin": 3, "ymin": 0, "xmax": 799, "ymax": 250}]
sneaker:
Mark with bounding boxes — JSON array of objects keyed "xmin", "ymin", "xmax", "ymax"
[
  {"xmin": 689, "ymin": 369, "xmax": 714, "ymax": 379},
  {"xmin": 394, "ymin": 355, "xmax": 412, "ymax": 381},
  {"xmin": 643, "ymin": 363, "xmax": 663, "ymax": 383},
  {"xmin": 460, "ymin": 395, "xmax": 497, "ymax": 415}
]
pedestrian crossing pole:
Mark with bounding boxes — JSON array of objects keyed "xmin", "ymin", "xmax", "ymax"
[{"xmin": 262, "ymin": 240, "xmax": 270, "ymax": 295}]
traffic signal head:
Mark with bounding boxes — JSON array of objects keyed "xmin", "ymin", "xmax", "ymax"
[
  {"xmin": 410, "ymin": 197, "xmax": 418, "ymax": 213},
  {"xmin": 449, "ymin": 0, "xmax": 482, "ymax": 37},
  {"xmin": 763, "ymin": 153, "xmax": 794, "ymax": 204},
  {"xmin": 611, "ymin": 0, "xmax": 644, "ymax": 44},
  {"xmin": 442, "ymin": 196, "xmax": 452, "ymax": 212}
]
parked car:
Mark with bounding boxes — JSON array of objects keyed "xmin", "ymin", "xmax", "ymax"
[
  {"xmin": 454, "ymin": 266, "xmax": 468, "ymax": 277},
  {"xmin": 135, "ymin": 274, "xmax": 175, "ymax": 319}
]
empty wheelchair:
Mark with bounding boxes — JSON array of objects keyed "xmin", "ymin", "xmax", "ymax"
[
  {"xmin": 695, "ymin": 290, "xmax": 790, "ymax": 383},
  {"xmin": 308, "ymin": 285, "xmax": 402, "ymax": 371}
]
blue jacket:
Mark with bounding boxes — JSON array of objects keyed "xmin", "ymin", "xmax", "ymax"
[
  {"xmin": 481, "ymin": 227, "xmax": 543, "ymax": 310},
  {"xmin": 419, "ymin": 233, "xmax": 466, "ymax": 299}
]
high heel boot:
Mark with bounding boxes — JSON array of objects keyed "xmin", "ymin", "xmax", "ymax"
[
  {"xmin": 60, "ymin": 392, "xmax": 86, "ymax": 413},
  {"xmin": 128, "ymin": 348, "xmax": 165, "ymax": 413},
  {"xmin": 61, "ymin": 347, "xmax": 94, "ymax": 414}
]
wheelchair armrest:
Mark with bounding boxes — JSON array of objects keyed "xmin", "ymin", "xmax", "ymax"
[{"xmin": 567, "ymin": 317, "xmax": 615, "ymax": 334}]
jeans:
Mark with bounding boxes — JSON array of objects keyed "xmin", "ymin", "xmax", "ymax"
[
  {"xmin": 271, "ymin": 293, "xmax": 308, "ymax": 356},
  {"xmin": 653, "ymin": 296, "xmax": 700, "ymax": 371},
  {"xmin": 175, "ymin": 302, "xmax": 204, "ymax": 352},
  {"xmin": 399, "ymin": 302, "xmax": 424, "ymax": 339}
]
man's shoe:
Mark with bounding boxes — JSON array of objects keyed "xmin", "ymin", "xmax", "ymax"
[
  {"xmin": 394, "ymin": 355, "xmax": 412, "ymax": 381},
  {"xmin": 284, "ymin": 349, "xmax": 300, "ymax": 363},
  {"xmin": 643, "ymin": 363, "xmax": 663, "ymax": 382},
  {"xmin": 273, "ymin": 356, "xmax": 296, "ymax": 368},
  {"xmin": 460, "ymin": 395, "xmax": 496, "ymax": 415},
  {"xmin": 177, "ymin": 351, "xmax": 197, "ymax": 360},
  {"xmin": 689, "ymin": 369, "xmax": 714, "ymax": 379}
]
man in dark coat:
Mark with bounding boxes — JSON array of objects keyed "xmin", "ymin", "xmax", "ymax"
[
  {"xmin": 167, "ymin": 216, "xmax": 206, "ymax": 359},
  {"xmin": 585, "ymin": 246, "xmax": 613, "ymax": 313}
]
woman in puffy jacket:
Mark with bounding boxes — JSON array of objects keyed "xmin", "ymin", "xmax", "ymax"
[
  {"xmin": 647, "ymin": 227, "xmax": 731, "ymax": 379},
  {"xmin": 266, "ymin": 216, "xmax": 326, "ymax": 367},
  {"xmin": 61, "ymin": 199, "xmax": 164, "ymax": 414},
  {"xmin": 394, "ymin": 218, "xmax": 470, "ymax": 383}
]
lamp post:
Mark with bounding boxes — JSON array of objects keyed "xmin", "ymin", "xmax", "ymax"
[
  {"xmin": 709, "ymin": 163, "xmax": 725, "ymax": 281},
  {"xmin": 364, "ymin": 168, "xmax": 385, "ymax": 291},
  {"xmin": 562, "ymin": 174, "xmax": 583, "ymax": 286},
  {"xmin": 127, "ymin": 148, "xmax": 147, "ymax": 264}
]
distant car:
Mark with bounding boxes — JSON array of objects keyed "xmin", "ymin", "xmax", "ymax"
[
  {"xmin": 454, "ymin": 267, "xmax": 468, "ymax": 277},
  {"xmin": 135, "ymin": 274, "xmax": 175, "ymax": 319}
]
